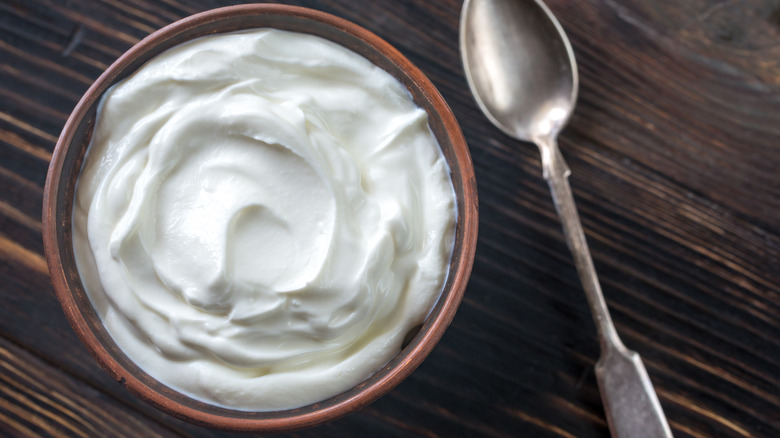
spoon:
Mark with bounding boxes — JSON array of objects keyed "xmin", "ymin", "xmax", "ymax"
[{"xmin": 460, "ymin": 1, "xmax": 673, "ymax": 436}]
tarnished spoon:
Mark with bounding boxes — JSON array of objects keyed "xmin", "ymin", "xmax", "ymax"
[{"xmin": 460, "ymin": 0, "xmax": 673, "ymax": 436}]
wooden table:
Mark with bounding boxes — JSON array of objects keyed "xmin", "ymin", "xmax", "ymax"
[{"xmin": 1, "ymin": 0, "xmax": 778, "ymax": 436}]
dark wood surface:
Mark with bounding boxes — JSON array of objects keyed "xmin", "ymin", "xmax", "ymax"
[{"xmin": 1, "ymin": 0, "xmax": 778, "ymax": 436}]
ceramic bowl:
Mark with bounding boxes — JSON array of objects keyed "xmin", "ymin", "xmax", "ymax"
[{"xmin": 43, "ymin": 4, "xmax": 477, "ymax": 432}]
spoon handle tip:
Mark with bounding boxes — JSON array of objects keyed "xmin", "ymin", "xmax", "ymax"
[{"xmin": 596, "ymin": 346, "xmax": 673, "ymax": 438}]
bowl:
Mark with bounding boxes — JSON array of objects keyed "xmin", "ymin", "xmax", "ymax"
[{"xmin": 42, "ymin": 4, "xmax": 477, "ymax": 432}]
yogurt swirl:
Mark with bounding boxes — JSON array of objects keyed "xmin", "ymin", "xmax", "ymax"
[{"xmin": 73, "ymin": 29, "xmax": 455, "ymax": 410}]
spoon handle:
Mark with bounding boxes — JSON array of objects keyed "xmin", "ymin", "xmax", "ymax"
[{"xmin": 536, "ymin": 136, "xmax": 673, "ymax": 438}]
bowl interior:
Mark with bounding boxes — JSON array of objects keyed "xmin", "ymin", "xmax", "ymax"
[{"xmin": 43, "ymin": 4, "xmax": 477, "ymax": 432}]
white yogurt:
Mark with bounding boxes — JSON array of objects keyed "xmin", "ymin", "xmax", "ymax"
[{"xmin": 72, "ymin": 29, "xmax": 455, "ymax": 411}]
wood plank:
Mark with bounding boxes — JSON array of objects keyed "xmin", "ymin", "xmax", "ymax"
[
  {"xmin": 0, "ymin": 0, "xmax": 778, "ymax": 436},
  {"xmin": 0, "ymin": 336, "xmax": 178, "ymax": 437}
]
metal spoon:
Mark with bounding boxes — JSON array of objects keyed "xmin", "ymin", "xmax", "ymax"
[{"xmin": 460, "ymin": 1, "xmax": 673, "ymax": 436}]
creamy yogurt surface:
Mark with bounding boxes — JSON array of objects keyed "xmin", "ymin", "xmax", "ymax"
[{"xmin": 72, "ymin": 28, "xmax": 455, "ymax": 411}]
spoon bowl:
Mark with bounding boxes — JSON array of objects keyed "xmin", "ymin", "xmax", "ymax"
[
  {"xmin": 460, "ymin": 1, "xmax": 673, "ymax": 437},
  {"xmin": 461, "ymin": 0, "xmax": 577, "ymax": 142}
]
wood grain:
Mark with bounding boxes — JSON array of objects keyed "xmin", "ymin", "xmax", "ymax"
[
  {"xmin": 1, "ymin": 0, "xmax": 778, "ymax": 436},
  {"xmin": 0, "ymin": 336, "xmax": 175, "ymax": 438}
]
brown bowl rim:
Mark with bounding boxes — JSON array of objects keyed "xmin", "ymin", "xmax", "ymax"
[{"xmin": 42, "ymin": 3, "xmax": 477, "ymax": 433}]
